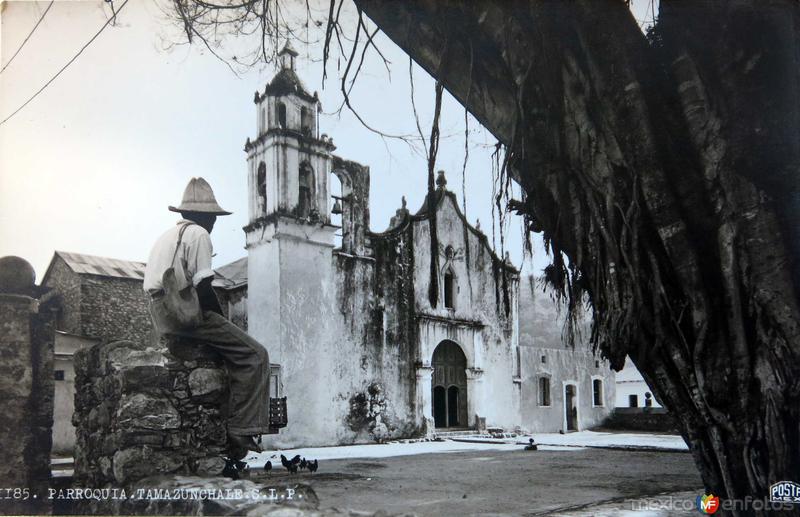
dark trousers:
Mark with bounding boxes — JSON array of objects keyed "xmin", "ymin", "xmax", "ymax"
[{"xmin": 151, "ymin": 304, "xmax": 270, "ymax": 435}]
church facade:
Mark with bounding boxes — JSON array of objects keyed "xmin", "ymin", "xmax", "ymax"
[{"xmin": 214, "ymin": 44, "xmax": 615, "ymax": 448}]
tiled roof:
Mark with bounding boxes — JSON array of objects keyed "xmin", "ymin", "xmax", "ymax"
[
  {"xmin": 213, "ymin": 257, "xmax": 247, "ymax": 289},
  {"xmin": 55, "ymin": 251, "xmax": 146, "ymax": 281}
]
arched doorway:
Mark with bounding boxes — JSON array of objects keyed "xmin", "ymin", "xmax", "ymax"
[{"xmin": 431, "ymin": 340, "xmax": 468, "ymax": 428}]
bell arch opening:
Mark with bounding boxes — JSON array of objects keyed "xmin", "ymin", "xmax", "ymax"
[{"xmin": 257, "ymin": 162, "xmax": 267, "ymax": 214}]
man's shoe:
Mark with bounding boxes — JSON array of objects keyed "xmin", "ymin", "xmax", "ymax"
[{"xmin": 228, "ymin": 433, "xmax": 262, "ymax": 453}]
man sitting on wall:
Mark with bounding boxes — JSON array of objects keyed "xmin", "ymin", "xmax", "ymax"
[{"xmin": 143, "ymin": 177, "xmax": 269, "ymax": 454}]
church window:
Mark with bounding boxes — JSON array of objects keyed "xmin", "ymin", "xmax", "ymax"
[
  {"xmin": 257, "ymin": 162, "xmax": 267, "ymax": 213},
  {"xmin": 298, "ymin": 162, "xmax": 313, "ymax": 217},
  {"xmin": 593, "ymin": 378, "xmax": 604, "ymax": 406},
  {"xmin": 444, "ymin": 268, "xmax": 455, "ymax": 309},
  {"xmin": 277, "ymin": 102, "xmax": 287, "ymax": 128},
  {"xmin": 538, "ymin": 377, "xmax": 551, "ymax": 406}
]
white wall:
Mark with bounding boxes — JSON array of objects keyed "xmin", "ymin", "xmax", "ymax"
[
  {"xmin": 52, "ymin": 332, "xmax": 98, "ymax": 454},
  {"xmin": 615, "ymin": 356, "xmax": 661, "ymax": 408}
]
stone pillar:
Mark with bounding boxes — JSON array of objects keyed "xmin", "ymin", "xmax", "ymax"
[
  {"xmin": 415, "ymin": 366, "xmax": 434, "ymax": 436},
  {"xmin": 0, "ymin": 256, "xmax": 57, "ymax": 515},
  {"xmin": 466, "ymin": 367, "xmax": 485, "ymax": 428},
  {"xmin": 73, "ymin": 338, "xmax": 231, "ymax": 486}
]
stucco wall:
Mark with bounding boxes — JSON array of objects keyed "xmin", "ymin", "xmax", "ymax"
[
  {"xmin": 519, "ymin": 346, "xmax": 615, "ymax": 433},
  {"xmin": 53, "ymin": 355, "xmax": 76, "ymax": 454},
  {"xmin": 52, "ymin": 332, "xmax": 98, "ymax": 454},
  {"xmin": 370, "ymin": 225, "xmax": 423, "ymax": 434},
  {"xmin": 516, "ymin": 274, "xmax": 615, "ymax": 432}
]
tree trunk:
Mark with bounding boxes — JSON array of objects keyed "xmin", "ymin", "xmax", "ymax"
[{"xmin": 355, "ymin": 0, "xmax": 800, "ymax": 511}]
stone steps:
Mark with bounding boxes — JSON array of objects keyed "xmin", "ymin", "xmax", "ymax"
[
  {"xmin": 433, "ymin": 429, "xmax": 483, "ymax": 439},
  {"xmin": 51, "ymin": 457, "xmax": 74, "ymax": 479},
  {"xmin": 433, "ymin": 428, "xmax": 522, "ymax": 441}
]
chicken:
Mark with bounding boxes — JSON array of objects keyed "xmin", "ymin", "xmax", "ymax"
[
  {"xmin": 223, "ymin": 458, "xmax": 241, "ymax": 479},
  {"xmin": 281, "ymin": 454, "xmax": 301, "ymax": 474},
  {"xmin": 524, "ymin": 438, "xmax": 538, "ymax": 451},
  {"xmin": 299, "ymin": 458, "xmax": 307, "ymax": 470},
  {"xmin": 264, "ymin": 460, "xmax": 272, "ymax": 475},
  {"xmin": 280, "ymin": 454, "xmax": 292, "ymax": 471},
  {"xmin": 308, "ymin": 459, "xmax": 318, "ymax": 474}
]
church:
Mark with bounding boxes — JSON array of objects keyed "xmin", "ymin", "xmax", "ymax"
[{"xmin": 212, "ymin": 43, "xmax": 615, "ymax": 448}]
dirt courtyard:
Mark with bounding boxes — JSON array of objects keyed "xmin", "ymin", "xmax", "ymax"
[{"xmin": 249, "ymin": 447, "xmax": 703, "ymax": 515}]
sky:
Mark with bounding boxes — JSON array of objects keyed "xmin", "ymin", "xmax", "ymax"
[{"xmin": 0, "ymin": 0, "xmax": 657, "ymax": 282}]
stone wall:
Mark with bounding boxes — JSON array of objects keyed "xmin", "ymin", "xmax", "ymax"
[
  {"xmin": 42, "ymin": 255, "xmax": 152, "ymax": 344},
  {"xmin": 43, "ymin": 255, "xmax": 82, "ymax": 335},
  {"xmin": 602, "ymin": 408, "xmax": 679, "ymax": 433},
  {"xmin": 80, "ymin": 275, "xmax": 151, "ymax": 344},
  {"xmin": 0, "ymin": 256, "xmax": 57, "ymax": 515},
  {"xmin": 74, "ymin": 339, "xmax": 230, "ymax": 487}
]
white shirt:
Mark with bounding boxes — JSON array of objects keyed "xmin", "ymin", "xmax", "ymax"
[{"xmin": 143, "ymin": 220, "xmax": 215, "ymax": 294}]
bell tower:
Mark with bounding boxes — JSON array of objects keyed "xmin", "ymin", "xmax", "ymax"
[
  {"xmin": 245, "ymin": 41, "xmax": 336, "ymax": 224},
  {"xmin": 243, "ymin": 42, "xmax": 339, "ymax": 368}
]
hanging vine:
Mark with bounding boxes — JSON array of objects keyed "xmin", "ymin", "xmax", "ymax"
[
  {"xmin": 426, "ymin": 82, "xmax": 445, "ymax": 308},
  {"xmin": 461, "ymin": 108, "xmax": 474, "ymax": 301}
]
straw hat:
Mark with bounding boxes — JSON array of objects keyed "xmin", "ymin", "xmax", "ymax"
[{"xmin": 169, "ymin": 177, "xmax": 232, "ymax": 215}]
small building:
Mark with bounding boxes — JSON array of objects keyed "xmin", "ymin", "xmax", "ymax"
[
  {"xmin": 615, "ymin": 356, "xmax": 661, "ymax": 409},
  {"xmin": 41, "ymin": 251, "xmax": 151, "ymax": 344},
  {"xmin": 517, "ymin": 278, "xmax": 615, "ymax": 433}
]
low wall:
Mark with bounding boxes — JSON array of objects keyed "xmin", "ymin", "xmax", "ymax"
[
  {"xmin": 73, "ymin": 338, "xmax": 232, "ymax": 486},
  {"xmin": 602, "ymin": 407, "xmax": 679, "ymax": 434}
]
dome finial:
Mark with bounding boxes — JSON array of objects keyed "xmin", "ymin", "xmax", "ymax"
[{"xmin": 436, "ymin": 170, "xmax": 447, "ymax": 189}]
